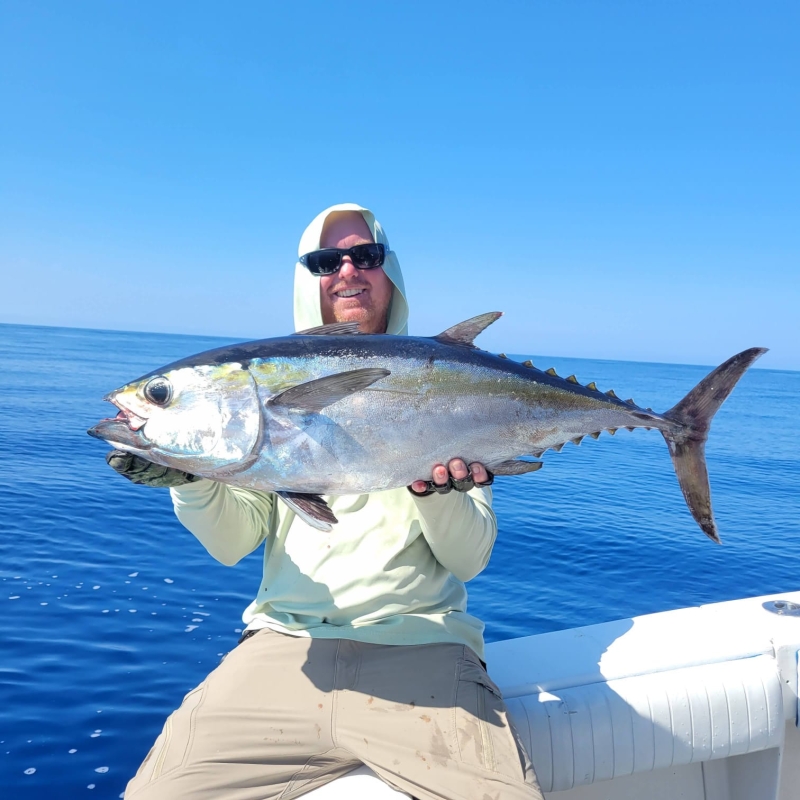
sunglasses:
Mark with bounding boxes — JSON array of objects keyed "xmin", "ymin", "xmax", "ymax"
[{"xmin": 299, "ymin": 243, "xmax": 387, "ymax": 276}]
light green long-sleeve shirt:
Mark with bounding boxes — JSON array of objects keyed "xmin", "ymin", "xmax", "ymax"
[
  {"xmin": 170, "ymin": 480, "xmax": 496, "ymax": 660},
  {"xmin": 169, "ymin": 204, "xmax": 496, "ymax": 659}
]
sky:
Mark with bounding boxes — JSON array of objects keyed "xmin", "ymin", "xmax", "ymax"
[{"xmin": 1, "ymin": 1, "xmax": 798, "ymax": 369}]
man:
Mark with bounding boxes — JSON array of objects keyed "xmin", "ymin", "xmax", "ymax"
[{"xmin": 113, "ymin": 204, "xmax": 542, "ymax": 800}]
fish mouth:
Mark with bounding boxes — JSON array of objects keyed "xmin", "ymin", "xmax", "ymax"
[
  {"xmin": 87, "ymin": 398, "xmax": 151, "ymax": 449},
  {"xmin": 105, "ymin": 395, "xmax": 148, "ymax": 430}
]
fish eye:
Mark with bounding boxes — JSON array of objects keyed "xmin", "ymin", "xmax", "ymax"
[{"xmin": 143, "ymin": 377, "xmax": 172, "ymax": 407}]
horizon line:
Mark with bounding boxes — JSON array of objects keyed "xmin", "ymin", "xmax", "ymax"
[{"xmin": 0, "ymin": 319, "xmax": 789, "ymax": 374}]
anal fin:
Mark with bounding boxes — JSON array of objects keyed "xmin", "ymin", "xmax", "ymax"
[{"xmin": 486, "ymin": 459, "xmax": 543, "ymax": 476}]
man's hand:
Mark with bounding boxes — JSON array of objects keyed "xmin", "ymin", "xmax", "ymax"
[
  {"xmin": 408, "ymin": 459, "xmax": 493, "ymax": 497},
  {"xmin": 106, "ymin": 449, "xmax": 198, "ymax": 488}
]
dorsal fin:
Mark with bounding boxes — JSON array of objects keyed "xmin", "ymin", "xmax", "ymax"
[
  {"xmin": 434, "ymin": 312, "xmax": 503, "ymax": 348},
  {"xmin": 295, "ymin": 322, "xmax": 363, "ymax": 336}
]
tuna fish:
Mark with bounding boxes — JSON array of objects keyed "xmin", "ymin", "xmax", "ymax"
[{"xmin": 88, "ymin": 312, "xmax": 765, "ymax": 541}]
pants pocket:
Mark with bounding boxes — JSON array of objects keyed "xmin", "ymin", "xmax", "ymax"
[
  {"xmin": 455, "ymin": 654, "xmax": 531, "ymax": 783},
  {"xmin": 134, "ymin": 683, "xmax": 206, "ymax": 787}
]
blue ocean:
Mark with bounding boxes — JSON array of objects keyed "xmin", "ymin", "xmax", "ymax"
[{"xmin": 1, "ymin": 323, "xmax": 798, "ymax": 799}]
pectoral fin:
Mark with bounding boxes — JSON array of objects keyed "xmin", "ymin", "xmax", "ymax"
[
  {"xmin": 269, "ymin": 368, "xmax": 391, "ymax": 414},
  {"xmin": 276, "ymin": 491, "xmax": 338, "ymax": 531}
]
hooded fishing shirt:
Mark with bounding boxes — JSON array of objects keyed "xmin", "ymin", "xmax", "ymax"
[{"xmin": 170, "ymin": 204, "xmax": 497, "ymax": 660}]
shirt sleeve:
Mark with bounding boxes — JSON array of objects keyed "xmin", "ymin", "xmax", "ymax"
[
  {"xmin": 410, "ymin": 486, "xmax": 497, "ymax": 582},
  {"xmin": 169, "ymin": 479, "xmax": 276, "ymax": 566}
]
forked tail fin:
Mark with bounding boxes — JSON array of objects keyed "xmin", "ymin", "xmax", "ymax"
[{"xmin": 661, "ymin": 347, "xmax": 767, "ymax": 543}]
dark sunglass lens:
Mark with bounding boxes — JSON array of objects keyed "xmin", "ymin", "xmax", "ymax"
[
  {"xmin": 310, "ymin": 251, "xmax": 343, "ymax": 275},
  {"xmin": 351, "ymin": 244, "xmax": 385, "ymax": 269}
]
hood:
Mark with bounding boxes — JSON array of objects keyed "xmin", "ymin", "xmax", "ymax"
[{"xmin": 293, "ymin": 202, "xmax": 409, "ymax": 335}]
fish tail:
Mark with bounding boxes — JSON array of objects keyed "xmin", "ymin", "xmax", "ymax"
[{"xmin": 659, "ymin": 347, "xmax": 766, "ymax": 542}]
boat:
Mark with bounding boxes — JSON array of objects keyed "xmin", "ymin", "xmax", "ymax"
[{"xmin": 304, "ymin": 591, "xmax": 800, "ymax": 799}]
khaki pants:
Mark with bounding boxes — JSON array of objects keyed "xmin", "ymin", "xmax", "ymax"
[{"xmin": 125, "ymin": 629, "xmax": 542, "ymax": 800}]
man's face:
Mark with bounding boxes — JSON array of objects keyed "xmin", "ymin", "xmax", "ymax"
[{"xmin": 318, "ymin": 212, "xmax": 393, "ymax": 334}]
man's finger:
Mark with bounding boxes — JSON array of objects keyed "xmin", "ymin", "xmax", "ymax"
[
  {"xmin": 432, "ymin": 464, "xmax": 449, "ymax": 486},
  {"xmin": 409, "ymin": 462, "xmax": 468, "ymax": 497},
  {"xmin": 448, "ymin": 459, "xmax": 468, "ymax": 480},
  {"xmin": 470, "ymin": 462, "xmax": 489, "ymax": 484}
]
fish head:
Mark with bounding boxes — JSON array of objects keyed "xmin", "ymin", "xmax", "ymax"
[{"xmin": 88, "ymin": 362, "xmax": 261, "ymax": 474}]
